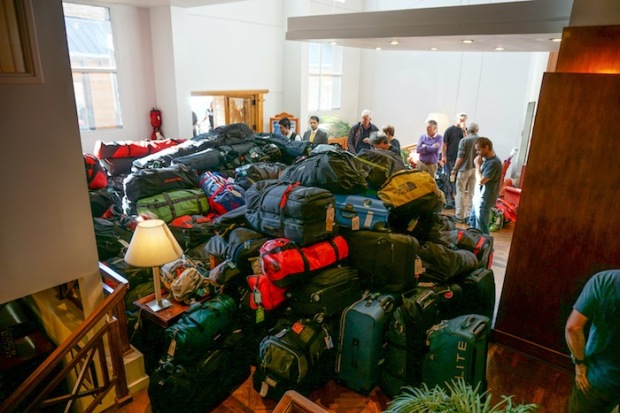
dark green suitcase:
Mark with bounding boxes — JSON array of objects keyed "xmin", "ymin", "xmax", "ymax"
[{"xmin": 422, "ymin": 314, "xmax": 490, "ymax": 393}]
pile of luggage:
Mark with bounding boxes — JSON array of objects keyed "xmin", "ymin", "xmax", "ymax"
[{"xmin": 84, "ymin": 124, "xmax": 496, "ymax": 412}]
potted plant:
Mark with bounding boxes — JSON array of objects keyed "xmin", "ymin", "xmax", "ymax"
[
  {"xmin": 320, "ymin": 115, "xmax": 351, "ymax": 139},
  {"xmin": 384, "ymin": 380, "xmax": 538, "ymax": 413}
]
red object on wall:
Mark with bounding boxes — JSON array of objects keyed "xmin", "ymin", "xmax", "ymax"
[{"xmin": 150, "ymin": 108, "xmax": 163, "ymax": 140}]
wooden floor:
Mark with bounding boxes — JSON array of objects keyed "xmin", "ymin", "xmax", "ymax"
[{"xmin": 116, "ymin": 219, "xmax": 575, "ymax": 413}]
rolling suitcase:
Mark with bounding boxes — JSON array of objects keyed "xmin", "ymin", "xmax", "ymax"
[
  {"xmin": 333, "ymin": 194, "xmax": 389, "ymax": 231},
  {"xmin": 346, "ymin": 230, "xmax": 421, "ymax": 292},
  {"xmin": 286, "ymin": 266, "xmax": 363, "ymax": 321},
  {"xmin": 423, "ymin": 314, "xmax": 490, "ymax": 393},
  {"xmin": 335, "ymin": 292, "xmax": 398, "ymax": 394}
]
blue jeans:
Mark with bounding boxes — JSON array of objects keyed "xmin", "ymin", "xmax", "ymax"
[{"xmin": 469, "ymin": 199, "xmax": 492, "ymax": 234}]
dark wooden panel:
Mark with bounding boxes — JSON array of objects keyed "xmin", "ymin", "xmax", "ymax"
[
  {"xmin": 494, "ymin": 73, "xmax": 620, "ymax": 362},
  {"xmin": 556, "ymin": 25, "xmax": 620, "ymax": 73}
]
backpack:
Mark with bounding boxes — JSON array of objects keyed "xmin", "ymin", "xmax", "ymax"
[
  {"xmin": 199, "ymin": 171, "xmax": 246, "ymax": 215},
  {"xmin": 84, "ymin": 153, "xmax": 108, "ymax": 190}
]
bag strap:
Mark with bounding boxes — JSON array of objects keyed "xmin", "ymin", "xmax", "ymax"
[{"xmin": 279, "ymin": 182, "xmax": 301, "ymax": 230}]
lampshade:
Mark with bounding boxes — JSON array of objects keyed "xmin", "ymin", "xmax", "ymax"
[
  {"xmin": 124, "ymin": 219, "xmax": 183, "ymax": 268},
  {"xmin": 426, "ymin": 112, "xmax": 450, "ymax": 135}
]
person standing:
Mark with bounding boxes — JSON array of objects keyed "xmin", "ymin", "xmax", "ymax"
[
  {"xmin": 565, "ymin": 270, "xmax": 620, "ymax": 413},
  {"xmin": 416, "ymin": 120, "xmax": 443, "ymax": 177},
  {"xmin": 302, "ymin": 115, "xmax": 328, "ymax": 145},
  {"xmin": 347, "ymin": 109, "xmax": 379, "ymax": 154},
  {"xmin": 468, "ymin": 137, "xmax": 502, "ymax": 234},
  {"xmin": 442, "ymin": 112, "xmax": 468, "ymax": 208},
  {"xmin": 451, "ymin": 122, "xmax": 479, "ymax": 223}
]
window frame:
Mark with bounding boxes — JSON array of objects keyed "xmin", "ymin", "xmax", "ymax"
[
  {"xmin": 308, "ymin": 42, "xmax": 343, "ymax": 112},
  {"xmin": 63, "ymin": 1, "xmax": 124, "ymax": 132}
]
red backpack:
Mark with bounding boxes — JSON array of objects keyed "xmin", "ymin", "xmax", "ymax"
[{"xmin": 84, "ymin": 153, "xmax": 107, "ymax": 190}]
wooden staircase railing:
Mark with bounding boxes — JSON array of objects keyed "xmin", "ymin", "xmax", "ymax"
[{"xmin": 0, "ymin": 281, "xmax": 133, "ymax": 412}]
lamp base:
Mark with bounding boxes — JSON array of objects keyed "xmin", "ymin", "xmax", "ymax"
[{"xmin": 146, "ymin": 297, "xmax": 172, "ymax": 312}]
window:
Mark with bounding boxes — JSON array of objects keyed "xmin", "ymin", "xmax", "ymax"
[
  {"xmin": 63, "ymin": 3, "xmax": 122, "ymax": 131},
  {"xmin": 308, "ymin": 43, "xmax": 342, "ymax": 111}
]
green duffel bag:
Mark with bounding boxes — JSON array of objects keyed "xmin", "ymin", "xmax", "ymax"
[
  {"xmin": 136, "ymin": 188, "xmax": 208, "ymax": 223},
  {"xmin": 164, "ymin": 294, "xmax": 236, "ymax": 364}
]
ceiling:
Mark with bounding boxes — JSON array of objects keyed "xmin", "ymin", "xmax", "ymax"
[{"xmin": 101, "ymin": 0, "xmax": 572, "ymax": 52}]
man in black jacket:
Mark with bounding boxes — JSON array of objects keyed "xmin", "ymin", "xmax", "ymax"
[
  {"xmin": 302, "ymin": 116, "xmax": 328, "ymax": 145},
  {"xmin": 347, "ymin": 109, "xmax": 378, "ymax": 154}
]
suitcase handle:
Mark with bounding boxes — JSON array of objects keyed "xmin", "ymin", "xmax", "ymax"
[{"xmin": 461, "ymin": 316, "xmax": 488, "ymax": 335}]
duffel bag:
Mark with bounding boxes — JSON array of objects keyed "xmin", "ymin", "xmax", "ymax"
[
  {"xmin": 199, "ymin": 171, "xmax": 246, "ymax": 215},
  {"xmin": 234, "ymin": 162, "xmax": 287, "ymax": 190},
  {"xmin": 132, "ymin": 138, "xmax": 216, "ymax": 170},
  {"xmin": 95, "ymin": 138, "xmax": 185, "ymax": 159},
  {"xmin": 441, "ymin": 228, "xmax": 494, "ymax": 269},
  {"xmin": 346, "ymin": 230, "xmax": 421, "ymax": 293},
  {"xmin": 224, "ymin": 227, "xmax": 269, "ymax": 273},
  {"xmin": 101, "ymin": 157, "xmax": 137, "ymax": 176},
  {"xmin": 254, "ymin": 135, "xmax": 312, "ymax": 164},
  {"xmin": 253, "ymin": 318, "xmax": 335, "ymax": 400},
  {"xmin": 378, "ymin": 169, "xmax": 445, "ymax": 223},
  {"xmin": 218, "ymin": 141, "xmax": 256, "ymax": 170},
  {"xmin": 417, "ymin": 242, "xmax": 479, "ymax": 283},
  {"xmin": 93, "ymin": 218, "xmax": 132, "ymax": 260},
  {"xmin": 89, "ymin": 189, "xmax": 118, "ymax": 218},
  {"xmin": 248, "ymin": 143, "xmax": 282, "ymax": 163},
  {"xmin": 246, "ymin": 180, "xmax": 337, "ymax": 246},
  {"xmin": 136, "ymin": 189, "xmax": 208, "ymax": 223},
  {"xmin": 278, "ymin": 148, "xmax": 368, "ymax": 195},
  {"xmin": 168, "ymin": 215, "xmax": 217, "ymax": 249},
  {"xmin": 209, "ymin": 259, "xmax": 243, "ymax": 288},
  {"xmin": 165, "ymin": 294, "xmax": 236, "ymax": 364},
  {"xmin": 172, "ymin": 148, "xmax": 223, "ymax": 173},
  {"xmin": 123, "ymin": 164, "xmax": 198, "ymax": 202},
  {"xmin": 259, "ymin": 236, "xmax": 348, "ymax": 288},
  {"xmin": 357, "ymin": 149, "xmax": 406, "ymax": 190},
  {"xmin": 84, "ymin": 153, "xmax": 108, "ymax": 190},
  {"xmin": 246, "ymin": 273, "xmax": 288, "ymax": 310}
]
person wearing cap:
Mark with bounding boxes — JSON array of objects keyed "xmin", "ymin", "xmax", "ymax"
[{"xmin": 442, "ymin": 112, "xmax": 468, "ymax": 209}]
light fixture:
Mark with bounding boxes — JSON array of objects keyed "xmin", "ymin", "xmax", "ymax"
[
  {"xmin": 430, "ymin": 47, "xmax": 438, "ymax": 51},
  {"xmin": 550, "ymin": 38, "xmax": 562, "ymax": 42},
  {"xmin": 375, "ymin": 47, "xmax": 382, "ymax": 51},
  {"xmin": 462, "ymin": 39, "xmax": 474, "ymax": 44},
  {"xmin": 495, "ymin": 47, "xmax": 505, "ymax": 51},
  {"xmin": 329, "ymin": 41, "xmax": 338, "ymax": 46},
  {"xmin": 390, "ymin": 40, "xmax": 399, "ymax": 45},
  {"xmin": 124, "ymin": 219, "xmax": 183, "ymax": 312}
]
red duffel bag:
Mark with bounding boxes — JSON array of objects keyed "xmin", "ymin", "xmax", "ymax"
[
  {"xmin": 246, "ymin": 274, "xmax": 287, "ymax": 310},
  {"xmin": 94, "ymin": 138, "xmax": 186, "ymax": 159},
  {"xmin": 259, "ymin": 235, "xmax": 348, "ymax": 288}
]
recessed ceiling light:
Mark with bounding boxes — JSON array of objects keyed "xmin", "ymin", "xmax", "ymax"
[
  {"xmin": 375, "ymin": 47, "xmax": 382, "ymax": 51},
  {"xmin": 390, "ymin": 40, "xmax": 399, "ymax": 45},
  {"xmin": 329, "ymin": 41, "xmax": 338, "ymax": 46},
  {"xmin": 462, "ymin": 39, "xmax": 474, "ymax": 44},
  {"xmin": 495, "ymin": 47, "xmax": 505, "ymax": 51},
  {"xmin": 430, "ymin": 47, "xmax": 438, "ymax": 51},
  {"xmin": 550, "ymin": 38, "xmax": 562, "ymax": 42}
]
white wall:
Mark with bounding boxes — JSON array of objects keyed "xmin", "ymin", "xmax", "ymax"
[
  {"xmin": 0, "ymin": 0, "xmax": 100, "ymax": 307},
  {"xmin": 357, "ymin": 48, "xmax": 549, "ymax": 161},
  {"xmin": 79, "ymin": 5, "xmax": 157, "ymax": 153}
]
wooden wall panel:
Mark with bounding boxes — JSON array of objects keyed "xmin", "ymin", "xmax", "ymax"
[
  {"xmin": 556, "ymin": 25, "xmax": 620, "ymax": 73},
  {"xmin": 494, "ymin": 73, "xmax": 620, "ymax": 366}
]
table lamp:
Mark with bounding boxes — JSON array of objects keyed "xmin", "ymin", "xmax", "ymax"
[{"xmin": 124, "ymin": 219, "xmax": 183, "ymax": 312}]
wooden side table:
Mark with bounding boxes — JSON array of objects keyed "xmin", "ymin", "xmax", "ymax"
[{"xmin": 133, "ymin": 292, "xmax": 193, "ymax": 329}]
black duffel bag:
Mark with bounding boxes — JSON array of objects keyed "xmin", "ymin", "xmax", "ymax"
[
  {"xmin": 417, "ymin": 241, "xmax": 479, "ymax": 283},
  {"xmin": 254, "ymin": 134, "xmax": 312, "ymax": 164},
  {"xmin": 357, "ymin": 149, "xmax": 406, "ymax": 190},
  {"xmin": 123, "ymin": 164, "xmax": 198, "ymax": 202},
  {"xmin": 235, "ymin": 162, "xmax": 287, "ymax": 190},
  {"xmin": 171, "ymin": 148, "xmax": 223, "ymax": 173},
  {"xmin": 245, "ymin": 180, "xmax": 337, "ymax": 246},
  {"xmin": 278, "ymin": 147, "xmax": 368, "ymax": 195}
]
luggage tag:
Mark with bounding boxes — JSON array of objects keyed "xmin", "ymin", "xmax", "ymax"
[
  {"xmin": 291, "ymin": 321, "xmax": 305, "ymax": 335},
  {"xmin": 407, "ymin": 217, "xmax": 419, "ymax": 232},
  {"xmin": 351, "ymin": 215, "xmax": 360, "ymax": 231},
  {"xmin": 256, "ymin": 306, "xmax": 265, "ymax": 323},
  {"xmin": 167, "ymin": 336, "xmax": 177, "ymax": 357},
  {"xmin": 326, "ymin": 205, "xmax": 335, "ymax": 231},
  {"xmin": 323, "ymin": 326, "xmax": 334, "ymax": 349},
  {"xmin": 414, "ymin": 256, "xmax": 425, "ymax": 277}
]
